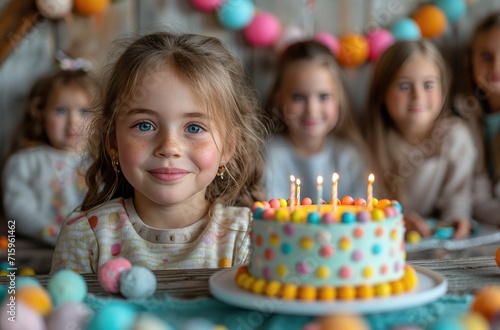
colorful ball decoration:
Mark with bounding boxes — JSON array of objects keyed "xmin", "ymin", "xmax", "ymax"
[
  {"xmin": 337, "ymin": 34, "xmax": 369, "ymax": 68},
  {"xmin": 435, "ymin": 0, "xmax": 467, "ymax": 23},
  {"xmin": 189, "ymin": 0, "xmax": 224, "ymax": 12},
  {"xmin": 314, "ymin": 32, "xmax": 340, "ymax": 56},
  {"xmin": 74, "ymin": 0, "xmax": 110, "ymax": 16},
  {"xmin": 216, "ymin": 0, "xmax": 255, "ymax": 30},
  {"xmin": 243, "ymin": 12, "xmax": 281, "ymax": 47},
  {"xmin": 391, "ymin": 18, "xmax": 421, "ymax": 41},
  {"xmin": 366, "ymin": 28, "xmax": 394, "ymax": 61},
  {"xmin": 36, "ymin": 0, "xmax": 72, "ymax": 19},
  {"xmin": 412, "ymin": 5, "xmax": 447, "ymax": 39},
  {"xmin": 273, "ymin": 25, "xmax": 305, "ymax": 55}
]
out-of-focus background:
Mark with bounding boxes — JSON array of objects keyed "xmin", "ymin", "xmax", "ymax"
[{"xmin": 2, "ymin": 0, "xmax": 500, "ymax": 160}]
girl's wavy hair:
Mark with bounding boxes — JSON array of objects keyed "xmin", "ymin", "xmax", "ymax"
[
  {"xmin": 82, "ymin": 31, "xmax": 268, "ymax": 211},
  {"xmin": 363, "ymin": 40, "xmax": 450, "ymax": 201}
]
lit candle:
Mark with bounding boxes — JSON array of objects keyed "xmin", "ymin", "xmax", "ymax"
[
  {"xmin": 367, "ymin": 173, "xmax": 375, "ymax": 210},
  {"xmin": 296, "ymin": 178, "xmax": 301, "ymax": 205},
  {"xmin": 290, "ymin": 175, "xmax": 296, "ymax": 211},
  {"xmin": 332, "ymin": 173, "xmax": 339, "ymax": 218},
  {"xmin": 317, "ymin": 176, "xmax": 323, "ymax": 213}
]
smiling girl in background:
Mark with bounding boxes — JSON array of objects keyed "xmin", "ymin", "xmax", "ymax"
[
  {"xmin": 364, "ymin": 40, "xmax": 476, "ymax": 239},
  {"xmin": 1, "ymin": 67, "xmax": 95, "ymax": 246}
]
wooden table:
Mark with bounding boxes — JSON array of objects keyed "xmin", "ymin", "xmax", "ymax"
[{"xmin": 2, "ymin": 256, "xmax": 499, "ymax": 298}]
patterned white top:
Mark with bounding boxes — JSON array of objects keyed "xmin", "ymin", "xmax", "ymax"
[
  {"xmin": 51, "ymin": 198, "xmax": 251, "ymax": 274},
  {"xmin": 2, "ymin": 145, "xmax": 87, "ymax": 246}
]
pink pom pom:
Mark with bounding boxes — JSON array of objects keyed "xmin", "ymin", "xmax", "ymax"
[
  {"xmin": 314, "ymin": 32, "xmax": 340, "ymax": 56},
  {"xmin": 189, "ymin": 0, "xmax": 224, "ymax": 12},
  {"xmin": 243, "ymin": 12, "xmax": 281, "ymax": 47},
  {"xmin": 366, "ymin": 28, "xmax": 394, "ymax": 61},
  {"xmin": 98, "ymin": 257, "xmax": 132, "ymax": 293}
]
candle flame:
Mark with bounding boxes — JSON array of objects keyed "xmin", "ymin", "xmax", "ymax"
[
  {"xmin": 332, "ymin": 173, "xmax": 339, "ymax": 182},
  {"xmin": 368, "ymin": 173, "xmax": 375, "ymax": 183},
  {"xmin": 290, "ymin": 175, "xmax": 295, "ymax": 182},
  {"xmin": 296, "ymin": 178, "xmax": 301, "ymax": 185},
  {"xmin": 317, "ymin": 176, "xmax": 323, "ymax": 185}
]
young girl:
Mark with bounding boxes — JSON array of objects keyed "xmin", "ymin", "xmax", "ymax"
[
  {"xmin": 454, "ymin": 12, "xmax": 500, "ymax": 225},
  {"xmin": 51, "ymin": 31, "xmax": 268, "ymax": 273},
  {"xmin": 364, "ymin": 40, "xmax": 476, "ymax": 239},
  {"xmin": 263, "ymin": 40, "xmax": 368, "ymax": 202},
  {"xmin": 1, "ymin": 68, "xmax": 95, "ymax": 246}
]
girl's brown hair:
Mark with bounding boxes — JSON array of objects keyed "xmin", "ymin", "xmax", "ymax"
[
  {"xmin": 82, "ymin": 31, "xmax": 268, "ymax": 211},
  {"xmin": 363, "ymin": 40, "xmax": 450, "ymax": 200}
]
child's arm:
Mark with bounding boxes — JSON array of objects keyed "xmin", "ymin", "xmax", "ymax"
[
  {"xmin": 437, "ymin": 120, "xmax": 477, "ymax": 232},
  {"xmin": 2, "ymin": 154, "xmax": 57, "ymax": 246},
  {"xmin": 51, "ymin": 212, "xmax": 98, "ymax": 274}
]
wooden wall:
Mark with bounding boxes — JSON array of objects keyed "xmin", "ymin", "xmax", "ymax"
[{"xmin": 2, "ymin": 0, "xmax": 500, "ymax": 160}]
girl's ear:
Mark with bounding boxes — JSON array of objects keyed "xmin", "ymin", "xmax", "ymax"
[
  {"xmin": 220, "ymin": 128, "xmax": 238, "ymax": 165},
  {"xmin": 106, "ymin": 133, "xmax": 119, "ymax": 159}
]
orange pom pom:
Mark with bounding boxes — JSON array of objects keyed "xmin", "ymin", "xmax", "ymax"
[
  {"xmin": 74, "ymin": 0, "xmax": 110, "ymax": 16},
  {"xmin": 471, "ymin": 286, "xmax": 500, "ymax": 321},
  {"xmin": 337, "ymin": 34, "xmax": 369, "ymax": 67},
  {"xmin": 413, "ymin": 5, "xmax": 447, "ymax": 39}
]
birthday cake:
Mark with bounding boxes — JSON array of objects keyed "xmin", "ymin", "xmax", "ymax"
[{"xmin": 235, "ymin": 196, "xmax": 418, "ymax": 301}]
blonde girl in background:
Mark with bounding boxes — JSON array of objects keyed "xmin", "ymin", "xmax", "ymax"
[
  {"xmin": 52, "ymin": 31, "xmax": 268, "ymax": 274},
  {"xmin": 263, "ymin": 40, "xmax": 368, "ymax": 202},
  {"xmin": 363, "ymin": 40, "xmax": 476, "ymax": 240},
  {"xmin": 1, "ymin": 66, "xmax": 95, "ymax": 246},
  {"xmin": 454, "ymin": 12, "xmax": 500, "ymax": 225}
]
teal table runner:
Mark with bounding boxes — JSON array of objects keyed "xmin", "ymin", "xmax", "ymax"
[{"xmin": 85, "ymin": 294, "xmax": 473, "ymax": 329}]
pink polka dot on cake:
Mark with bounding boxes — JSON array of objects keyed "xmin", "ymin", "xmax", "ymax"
[
  {"xmin": 319, "ymin": 245, "xmax": 334, "ymax": 258},
  {"xmin": 352, "ymin": 250, "xmax": 363, "ymax": 262},
  {"xmin": 283, "ymin": 223, "xmax": 295, "ymax": 236},
  {"xmin": 296, "ymin": 261, "xmax": 311, "ymax": 275},
  {"xmin": 98, "ymin": 257, "xmax": 132, "ymax": 293},
  {"xmin": 263, "ymin": 267, "xmax": 272, "ymax": 279},
  {"xmin": 339, "ymin": 266, "xmax": 352, "ymax": 279}
]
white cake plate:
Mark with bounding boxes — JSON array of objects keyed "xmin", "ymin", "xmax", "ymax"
[{"xmin": 209, "ymin": 265, "xmax": 447, "ymax": 315}]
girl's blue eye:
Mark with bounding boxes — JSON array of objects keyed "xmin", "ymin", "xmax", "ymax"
[
  {"xmin": 137, "ymin": 122, "xmax": 153, "ymax": 131},
  {"xmin": 55, "ymin": 107, "xmax": 68, "ymax": 115},
  {"xmin": 187, "ymin": 124, "xmax": 202, "ymax": 134},
  {"xmin": 424, "ymin": 82, "xmax": 434, "ymax": 89},
  {"xmin": 292, "ymin": 94, "xmax": 304, "ymax": 102},
  {"xmin": 399, "ymin": 83, "xmax": 411, "ymax": 91},
  {"xmin": 319, "ymin": 94, "xmax": 330, "ymax": 101}
]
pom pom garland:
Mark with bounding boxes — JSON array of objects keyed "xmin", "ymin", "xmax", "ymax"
[{"xmin": 190, "ymin": 0, "xmax": 471, "ymax": 67}]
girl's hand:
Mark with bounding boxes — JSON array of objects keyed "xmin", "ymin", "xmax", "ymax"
[
  {"xmin": 404, "ymin": 212, "xmax": 432, "ymax": 238},
  {"xmin": 451, "ymin": 218, "xmax": 472, "ymax": 240}
]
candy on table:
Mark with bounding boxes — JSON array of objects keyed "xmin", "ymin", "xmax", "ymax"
[
  {"xmin": 16, "ymin": 276, "xmax": 42, "ymax": 289},
  {"xmin": 407, "ymin": 230, "xmax": 421, "ymax": 244},
  {"xmin": 120, "ymin": 265, "xmax": 157, "ymax": 299},
  {"xmin": 16, "ymin": 285, "xmax": 52, "ymax": 316},
  {"xmin": 19, "ymin": 267, "xmax": 36, "ymax": 276},
  {"xmin": 434, "ymin": 226, "xmax": 454, "ymax": 240},
  {"xmin": 98, "ymin": 257, "xmax": 132, "ymax": 293},
  {"xmin": 47, "ymin": 269, "xmax": 88, "ymax": 307}
]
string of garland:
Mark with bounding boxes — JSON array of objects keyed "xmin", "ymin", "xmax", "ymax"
[{"xmin": 190, "ymin": 0, "xmax": 474, "ymax": 67}]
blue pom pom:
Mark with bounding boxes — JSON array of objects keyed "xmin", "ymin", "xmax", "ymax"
[
  {"xmin": 86, "ymin": 302, "xmax": 137, "ymax": 330},
  {"xmin": 391, "ymin": 18, "xmax": 421, "ymax": 41},
  {"xmin": 47, "ymin": 269, "xmax": 88, "ymax": 308},
  {"xmin": 217, "ymin": 0, "xmax": 255, "ymax": 30},
  {"xmin": 120, "ymin": 266, "xmax": 157, "ymax": 299},
  {"xmin": 435, "ymin": 0, "xmax": 466, "ymax": 23}
]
